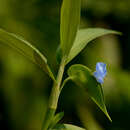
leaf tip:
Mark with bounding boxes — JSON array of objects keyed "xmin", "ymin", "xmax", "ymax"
[{"xmin": 105, "ymin": 111, "xmax": 112, "ymax": 122}]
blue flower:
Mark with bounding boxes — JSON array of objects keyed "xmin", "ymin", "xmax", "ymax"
[{"xmin": 93, "ymin": 62, "xmax": 107, "ymax": 84}]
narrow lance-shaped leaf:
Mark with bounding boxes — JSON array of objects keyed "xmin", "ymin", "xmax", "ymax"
[
  {"xmin": 68, "ymin": 64, "xmax": 111, "ymax": 121},
  {"xmin": 60, "ymin": 0, "xmax": 81, "ymax": 57},
  {"xmin": 67, "ymin": 28, "xmax": 121, "ymax": 64},
  {"xmin": 51, "ymin": 124, "xmax": 86, "ymax": 130},
  {"xmin": 0, "ymin": 29, "xmax": 55, "ymax": 81}
]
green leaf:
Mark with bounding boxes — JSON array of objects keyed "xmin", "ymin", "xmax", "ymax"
[
  {"xmin": 67, "ymin": 28, "xmax": 121, "ymax": 64},
  {"xmin": 51, "ymin": 124, "xmax": 86, "ymax": 130},
  {"xmin": 49, "ymin": 112, "xmax": 64, "ymax": 129},
  {"xmin": 0, "ymin": 29, "xmax": 55, "ymax": 81},
  {"xmin": 68, "ymin": 64, "xmax": 111, "ymax": 121},
  {"xmin": 60, "ymin": 0, "xmax": 81, "ymax": 57}
]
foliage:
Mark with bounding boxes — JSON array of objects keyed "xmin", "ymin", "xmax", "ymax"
[{"xmin": 0, "ymin": 0, "xmax": 124, "ymax": 130}]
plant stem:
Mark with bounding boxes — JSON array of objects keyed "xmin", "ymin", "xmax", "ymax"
[{"xmin": 42, "ymin": 57, "xmax": 66, "ymax": 130}]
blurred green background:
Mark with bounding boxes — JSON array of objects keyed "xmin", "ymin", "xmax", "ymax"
[{"xmin": 0, "ymin": 0, "xmax": 130, "ymax": 130}]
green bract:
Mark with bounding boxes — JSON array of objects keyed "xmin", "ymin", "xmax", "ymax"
[
  {"xmin": 68, "ymin": 64, "xmax": 111, "ymax": 121},
  {"xmin": 49, "ymin": 112, "xmax": 64, "ymax": 129}
]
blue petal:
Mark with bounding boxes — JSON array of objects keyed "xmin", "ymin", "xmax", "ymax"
[
  {"xmin": 102, "ymin": 69, "xmax": 107, "ymax": 77},
  {"xmin": 97, "ymin": 77, "xmax": 104, "ymax": 84},
  {"xmin": 93, "ymin": 72, "xmax": 104, "ymax": 84},
  {"xmin": 96, "ymin": 62, "xmax": 106, "ymax": 72},
  {"xmin": 94, "ymin": 62, "xmax": 107, "ymax": 84},
  {"xmin": 96, "ymin": 62, "xmax": 107, "ymax": 77},
  {"xmin": 93, "ymin": 71, "xmax": 99, "ymax": 78}
]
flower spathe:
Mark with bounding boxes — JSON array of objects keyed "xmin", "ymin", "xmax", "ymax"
[{"xmin": 93, "ymin": 62, "xmax": 107, "ymax": 84}]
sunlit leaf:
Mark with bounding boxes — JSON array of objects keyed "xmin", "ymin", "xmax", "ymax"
[
  {"xmin": 51, "ymin": 124, "xmax": 86, "ymax": 130},
  {"xmin": 68, "ymin": 64, "xmax": 111, "ymax": 121},
  {"xmin": 0, "ymin": 29, "xmax": 55, "ymax": 81},
  {"xmin": 60, "ymin": 0, "xmax": 81, "ymax": 57},
  {"xmin": 67, "ymin": 28, "xmax": 121, "ymax": 64}
]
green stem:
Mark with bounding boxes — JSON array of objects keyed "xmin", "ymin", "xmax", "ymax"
[
  {"xmin": 42, "ymin": 57, "xmax": 66, "ymax": 130},
  {"xmin": 60, "ymin": 77, "xmax": 73, "ymax": 91}
]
